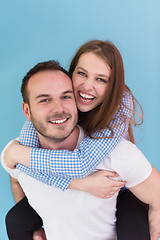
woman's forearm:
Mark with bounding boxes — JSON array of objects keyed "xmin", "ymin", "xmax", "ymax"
[
  {"xmin": 68, "ymin": 170, "xmax": 126, "ymax": 198},
  {"xmin": 4, "ymin": 140, "xmax": 31, "ymax": 169}
]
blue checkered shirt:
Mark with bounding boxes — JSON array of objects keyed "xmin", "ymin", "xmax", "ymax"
[{"xmin": 17, "ymin": 91, "xmax": 133, "ymax": 190}]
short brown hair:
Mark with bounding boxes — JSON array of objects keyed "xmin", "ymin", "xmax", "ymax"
[{"xmin": 21, "ymin": 60, "xmax": 70, "ymax": 104}]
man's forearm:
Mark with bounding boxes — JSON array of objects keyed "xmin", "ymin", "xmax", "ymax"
[
  {"xmin": 130, "ymin": 167, "xmax": 160, "ymax": 240},
  {"xmin": 10, "ymin": 176, "xmax": 25, "ymax": 203},
  {"xmin": 149, "ymin": 207, "xmax": 160, "ymax": 240}
]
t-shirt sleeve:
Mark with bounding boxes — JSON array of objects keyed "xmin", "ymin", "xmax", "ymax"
[
  {"xmin": 110, "ymin": 140, "xmax": 152, "ymax": 188},
  {"xmin": 1, "ymin": 140, "xmax": 21, "ymax": 179}
]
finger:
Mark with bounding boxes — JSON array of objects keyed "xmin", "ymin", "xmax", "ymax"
[
  {"xmin": 105, "ymin": 176, "xmax": 126, "ymax": 185},
  {"xmin": 102, "ymin": 170, "xmax": 119, "ymax": 178},
  {"xmin": 113, "ymin": 187, "xmax": 121, "ymax": 191},
  {"xmin": 104, "ymin": 193, "xmax": 115, "ymax": 198},
  {"xmin": 112, "ymin": 180, "xmax": 126, "ymax": 187},
  {"xmin": 110, "ymin": 191, "xmax": 115, "ymax": 195}
]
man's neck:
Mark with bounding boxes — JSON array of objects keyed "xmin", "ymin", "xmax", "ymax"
[{"xmin": 38, "ymin": 126, "xmax": 79, "ymax": 151}]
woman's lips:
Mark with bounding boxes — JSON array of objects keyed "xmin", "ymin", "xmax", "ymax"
[{"xmin": 78, "ymin": 91, "xmax": 95, "ymax": 103}]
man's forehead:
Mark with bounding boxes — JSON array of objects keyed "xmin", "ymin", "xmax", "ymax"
[
  {"xmin": 28, "ymin": 70, "xmax": 73, "ymax": 98},
  {"xmin": 28, "ymin": 70, "xmax": 72, "ymax": 87},
  {"xmin": 30, "ymin": 69, "xmax": 70, "ymax": 80}
]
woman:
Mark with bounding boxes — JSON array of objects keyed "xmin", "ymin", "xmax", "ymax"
[{"xmin": 4, "ymin": 40, "xmax": 151, "ymax": 239}]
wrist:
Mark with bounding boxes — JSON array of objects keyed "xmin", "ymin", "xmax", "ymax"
[
  {"xmin": 12, "ymin": 143, "xmax": 31, "ymax": 167},
  {"xmin": 68, "ymin": 178, "xmax": 87, "ymax": 191}
]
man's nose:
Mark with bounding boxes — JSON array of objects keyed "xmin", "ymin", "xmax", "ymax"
[{"xmin": 51, "ymin": 99, "xmax": 64, "ymax": 113}]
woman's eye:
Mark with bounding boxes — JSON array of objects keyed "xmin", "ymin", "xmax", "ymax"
[
  {"xmin": 77, "ymin": 71, "xmax": 87, "ymax": 77},
  {"xmin": 97, "ymin": 78, "xmax": 108, "ymax": 83}
]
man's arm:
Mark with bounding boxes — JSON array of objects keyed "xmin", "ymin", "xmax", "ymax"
[
  {"xmin": 129, "ymin": 167, "xmax": 160, "ymax": 240},
  {"xmin": 9, "ymin": 177, "xmax": 47, "ymax": 240},
  {"xmin": 10, "ymin": 176, "xmax": 25, "ymax": 203}
]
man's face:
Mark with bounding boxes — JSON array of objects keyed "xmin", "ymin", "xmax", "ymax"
[{"xmin": 23, "ymin": 70, "xmax": 78, "ymax": 143}]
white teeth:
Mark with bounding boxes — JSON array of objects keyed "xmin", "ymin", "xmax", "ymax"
[
  {"xmin": 50, "ymin": 118, "xmax": 67, "ymax": 124},
  {"xmin": 79, "ymin": 92, "xmax": 94, "ymax": 100},
  {"xmin": 81, "ymin": 98, "xmax": 92, "ymax": 102}
]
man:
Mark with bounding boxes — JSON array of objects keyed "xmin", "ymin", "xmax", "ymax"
[
  {"xmin": 2, "ymin": 60, "xmax": 122, "ymax": 239},
  {"xmin": 1, "ymin": 61, "xmax": 160, "ymax": 240}
]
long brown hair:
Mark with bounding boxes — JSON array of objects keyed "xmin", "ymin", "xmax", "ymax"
[{"xmin": 69, "ymin": 40, "xmax": 143, "ymax": 143}]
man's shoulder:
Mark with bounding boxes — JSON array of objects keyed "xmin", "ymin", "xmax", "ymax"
[{"xmin": 111, "ymin": 138, "xmax": 137, "ymax": 157}]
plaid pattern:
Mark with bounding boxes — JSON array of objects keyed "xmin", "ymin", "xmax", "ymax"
[
  {"xmin": 16, "ymin": 164, "xmax": 71, "ymax": 190},
  {"xmin": 17, "ymin": 91, "xmax": 133, "ymax": 190}
]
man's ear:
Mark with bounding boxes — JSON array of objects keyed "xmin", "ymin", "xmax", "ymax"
[{"xmin": 22, "ymin": 102, "xmax": 31, "ymax": 121}]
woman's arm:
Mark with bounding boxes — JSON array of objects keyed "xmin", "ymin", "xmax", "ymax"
[
  {"xmin": 4, "ymin": 142, "xmax": 126, "ymax": 194},
  {"xmin": 10, "ymin": 91, "xmax": 133, "ymax": 179},
  {"xmin": 129, "ymin": 167, "xmax": 160, "ymax": 240},
  {"xmin": 68, "ymin": 170, "xmax": 126, "ymax": 198},
  {"xmin": 3, "ymin": 140, "xmax": 72, "ymax": 191}
]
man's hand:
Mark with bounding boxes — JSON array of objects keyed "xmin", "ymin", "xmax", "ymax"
[
  {"xmin": 149, "ymin": 207, "xmax": 160, "ymax": 240},
  {"xmin": 68, "ymin": 170, "xmax": 126, "ymax": 198},
  {"xmin": 33, "ymin": 228, "xmax": 47, "ymax": 240}
]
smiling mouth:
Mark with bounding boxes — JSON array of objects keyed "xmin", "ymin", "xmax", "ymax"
[
  {"xmin": 49, "ymin": 118, "xmax": 68, "ymax": 124},
  {"xmin": 79, "ymin": 91, "xmax": 95, "ymax": 102}
]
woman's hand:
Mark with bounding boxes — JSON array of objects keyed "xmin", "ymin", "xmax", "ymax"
[
  {"xmin": 4, "ymin": 140, "xmax": 31, "ymax": 169},
  {"xmin": 68, "ymin": 170, "xmax": 126, "ymax": 198}
]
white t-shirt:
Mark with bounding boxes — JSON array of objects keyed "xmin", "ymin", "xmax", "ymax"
[{"xmin": 1, "ymin": 128, "xmax": 152, "ymax": 240}]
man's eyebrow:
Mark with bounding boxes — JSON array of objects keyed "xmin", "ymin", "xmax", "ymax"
[
  {"xmin": 35, "ymin": 91, "xmax": 74, "ymax": 99},
  {"xmin": 36, "ymin": 94, "xmax": 50, "ymax": 99},
  {"xmin": 62, "ymin": 90, "xmax": 74, "ymax": 94}
]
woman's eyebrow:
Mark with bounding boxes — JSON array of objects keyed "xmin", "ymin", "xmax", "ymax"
[
  {"xmin": 98, "ymin": 73, "xmax": 110, "ymax": 78},
  {"xmin": 76, "ymin": 66, "xmax": 87, "ymax": 72},
  {"xmin": 76, "ymin": 67, "xmax": 109, "ymax": 78}
]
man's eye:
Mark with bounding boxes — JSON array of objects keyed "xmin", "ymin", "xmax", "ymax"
[
  {"xmin": 40, "ymin": 99, "xmax": 49, "ymax": 103},
  {"xmin": 63, "ymin": 96, "xmax": 71, "ymax": 99},
  {"xmin": 77, "ymin": 71, "xmax": 87, "ymax": 77}
]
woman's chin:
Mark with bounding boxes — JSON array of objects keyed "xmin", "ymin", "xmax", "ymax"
[{"xmin": 77, "ymin": 102, "xmax": 95, "ymax": 112}]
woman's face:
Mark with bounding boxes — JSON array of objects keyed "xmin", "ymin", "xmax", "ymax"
[{"xmin": 72, "ymin": 52, "xmax": 110, "ymax": 112}]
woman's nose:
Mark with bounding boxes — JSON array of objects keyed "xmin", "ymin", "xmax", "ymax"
[{"xmin": 82, "ymin": 78, "xmax": 94, "ymax": 91}]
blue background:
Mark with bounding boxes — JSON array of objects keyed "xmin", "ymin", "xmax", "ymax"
[{"xmin": 0, "ymin": 0, "xmax": 160, "ymax": 239}]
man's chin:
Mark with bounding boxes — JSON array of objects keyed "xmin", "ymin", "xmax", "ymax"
[{"xmin": 38, "ymin": 132, "xmax": 71, "ymax": 143}]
